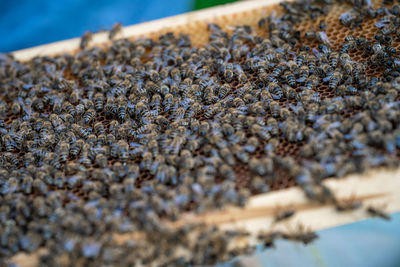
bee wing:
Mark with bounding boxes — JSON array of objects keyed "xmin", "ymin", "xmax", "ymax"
[
  {"xmin": 242, "ymin": 145, "xmax": 256, "ymax": 153},
  {"xmin": 318, "ymin": 31, "xmax": 330, "ymax": 45},
  {"xmin": 375, "ymin": 18, "xmax": 391, "ymax": 28},
  {"xmin": 339, "ymin": 11, "xmax": 352, "ymax": 21},
  {"xmin": 323, "ymin": 72, "xmax": 334, "ymax": 82}
]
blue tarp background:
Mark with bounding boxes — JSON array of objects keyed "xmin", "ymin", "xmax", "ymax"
[
  {"xmin": 0, "ymin": 0, "xmax": 191, "ymax": 52},
  {"xmin": 228, "ymin": 211, "xmax": 400, "ymax": 267}
]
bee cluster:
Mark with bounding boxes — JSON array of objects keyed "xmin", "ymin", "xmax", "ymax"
[{"xmin": 1, "ymin": 0, "xmax": 400, "ymax": 265}]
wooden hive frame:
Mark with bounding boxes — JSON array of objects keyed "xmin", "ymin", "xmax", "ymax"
[{"xmin": 8, "ymin": 0, "xmax": 400, "ymax": 265}]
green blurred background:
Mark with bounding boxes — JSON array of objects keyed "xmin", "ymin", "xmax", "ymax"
[{"xmin": 194, "ymin": 0, "xmax": 237, "ymax": 9}]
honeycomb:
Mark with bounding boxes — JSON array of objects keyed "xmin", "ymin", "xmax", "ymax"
[
  {"xmin": 3, "ymin": 0, "xmax": 400, "ymax": 198},
  {"xmin": 3, "ymin": 0, "xmax": 400, "ymax": 265}
]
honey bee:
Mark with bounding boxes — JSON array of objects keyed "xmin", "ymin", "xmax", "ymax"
[
  {"xmin": 231, "ymin": 144, "xmax": 249, "ymax": 163},
  {"xmin": 159, "ymin": 84, "xmax": 170, "ymax": 96},
  {"xmin": 366, "ymin": 205, "xmax": 391, "ymax": 221},
  {"xmin": 341, "ymin": 41, "xmax": 358, "ymax": 55},
  {"xmin": 83, "ymin": 109, "xmax": 96, "ymax": 124},
  {"xmin": 86, "ymin": 134, "xmax": 97, "ymax": 146},
  {"xmin": 305, "ymin": 103, "xmax": 319, "ymax": 123},
  {"xmin": 318, "ymin": 44, "xmax": 331, "ymax": 55},
  {"xmin": 84, "ymin": 99, "xmax": 95, "ymax": 110},
  {"xmin": 32, "ymin": 98, "xmax": 44, "ymax": 111},
  {"xmin": 268, "ymin": 82, "xmax": 283, "ymax": 100},
  {"xmin": 59, "ymin": 142, "xmax": 70, "ymax": 163},
  {"xmin": 47, "ymin": 152, "xmax": 61, "ymax": 169},
  {"xmin": 250, "ymin": 101, "xmax": 264, "ymax": 116},
  {"xmin": 296, "ymin": 51, "xmax": 307, "ymax": 66},
  {"xmin": 141, "ymin": 151, "xmax": 153, "ymax": 171},
  {"xmin": 339, "ymin": 10, "xmax": 360, "ymax": 28},
  {"xmin": 185, "ymin": 102, "xmax": 201, "ymax": 119},
  {"xmin": 6, "ymin": 152, "xmax": 19, "ymax": 167},
  {"xmin": 335, "ymin": 195, "xmax": 362, "ymax": 212},
  {"xmin": 3, "ymin": 134, "xmax": 16, "ymax": 152},
  {"xmin": 151, "ymin": 94, "xmax": 162, "ymax": 114},
  {"xmin": 218, "ymin": 83, "xmax": 231, "ymax": 99},
  {"xmin": 221, "ymin": 64, "xmax": 234, "ymax": 82},
  {"xmin": 136, "ymin": 101, "xmax": 150, "ymax": 117},
  {"xmin": 381, "ymin": 23, "xmax": 396, "ymax": 35},
  {"xmin": 118, "ymin": 103, "xmax": 127, "ymax": 122},
  {"xmin": 284, "ymin": 71, "xmax": 296, "ymax": 87},
  {"xmin": 266, "ymin": 117, "xmax": 278, "ymax": 136},
  {"xmin": 272, "ymin": 62, "xmax": 286, "ymax": 77},
  {"xmin": 22, "ymin": 151, "xmax": 35, "ymax": 167},
  {"xmin": 302, "ymin": 183, "xmax": 335, "ymax": 203},
  {"xmin": 305, "ymin": 31, "xmax": 330, "ymax": 45},
  {"xmin": 328, "ymin": 52, "xmax": 339, "ymax": 68},
  {"xmin": 234, "ymin": 64, "xmax": 247, "ymax": 83},
  {"xmin": 147, "ymin": 70, "xmax": 160, "ymax": 83},
  {"xmin": 11, "ymin": 101, "xmax": 21, "ymax": 115},
  {"xmin": 109, "ymin": 23, "xmax": 122, "ymax": 40},
  {"xmin": 78, "ymin": 149, "xmax": 91, "ymax": 167},
  {"xmin": 80, "ymin": 31, "xmax": 93, "ymax": 49},
  {"xmin": 94, "ymin": 93, "xmax": 104, "ymax": 111},
  {"xmin": 297, "ymin": 65, "xmax": 310, "ymax": 83},
  {"xmin": 344, "ymin": 85, "xmax": 359, "ymax": 95},
  {"xmin": 251, "ymin": 124, "xmax": 271, "ymax": 141},
  {"xmin": 205, "ymin": 103, "xmax": 223, "ymax": 120},
  {"xmin": 319, "ymin": 20, "xmax": 327, "ymax": 30},
  {"xmin": 249, "ymin": 158, "xmax": 266, "ymax": 175},
  {"xmin": 118, "ymin": 140, "xmax": 129, "ymax": 162},
  {"xmin": 95, "ymin": 134, "xmax": 106, "ymax": 146},
  {"xmin": 72, "ymin": 124, "xmax": 90, "ymax": 139},
  {"xmin": 280, "ymin": 107, "xmax": 291, "ymax": 119},
  {"xmin": 282, "ymin": 84, "xmax": 297, "ymax": 100},
  {"xmin": 93, "ymin": 122, "xmax": 105, "ymax": 136},
  {"xmin": 269, "ymin": 101, "xmax": 281, "ymax": 118},
  {"xmin": 219, "ymin": 164, "xmax": 236, "ymax": 180},
  {"xmin": 328, "ymin": 72, "xmax": 343, "ymax": 90},
  {"xmin": 243, "ymin": 136, "xmax": 259, "ymax": 153},
  {"xmin": 63, "ymin": 101, "xmax": 76, "ymax": 117},
  {"xmin": 105, "ymin": 97, "xmax": 117, "ymax": 117},
  {"xmin": 94, "ymin": 154, "xmax": 107, "ymax": 169},
  {"xmin": 170, "ymin": 68, "xmax": 181, "ymax": 82},
  {"xmin": 274, "ymin": 209, "xmax": 296, "ymax": 222},
  {"xmin": 69, "ymin": 89, "xmax": 81, "ymax": 104},
  {"xmin": 303, "ymin": 75, "xmax": 319, "ymax": 91},
  {"xmin": 282, "ymin": 224, "xmax": 318, "ymax": 245},
  {"xmin": 70, "ymin": 139, "xmax": 84, "ymax": 157},
  {"xmin": 163, "ymin": 93, "xmax": 174, "ymax": 112}
]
